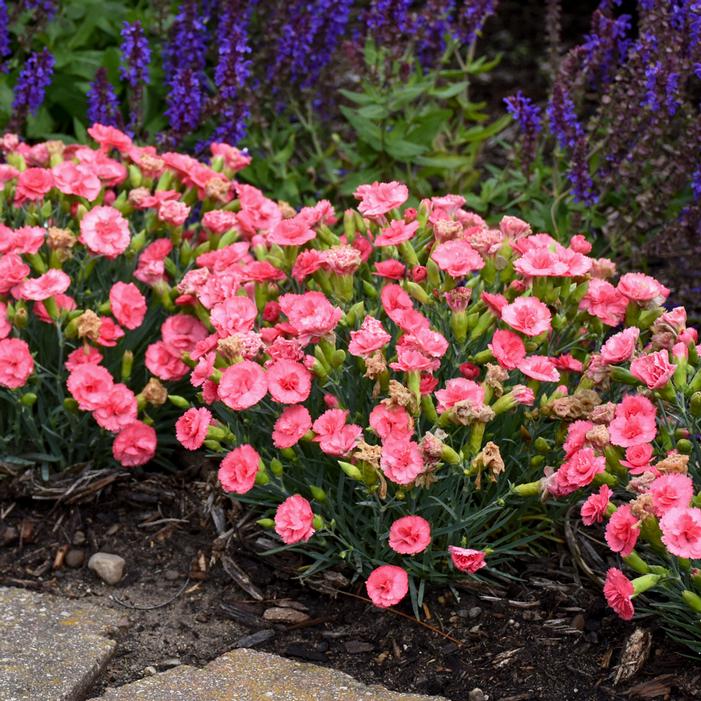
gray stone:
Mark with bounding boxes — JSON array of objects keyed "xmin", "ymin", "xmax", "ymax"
[
  {"xmin": 88, "ymin": 553, "xmax": 125, "ymax": 585},
  {"xmin": 65, "ymin": 548, "xmax": 85, "ymax": 568},
  {"xmin": 93, "ymin": 648, "xmax": 448, "ymax": 701},
  {"xmin": 0, "ymin": 586, "xmax": 123, "ymax": 701},
  {"xmin": 468, "ymin": 689, "xmax": 486, "ymax": 701}
]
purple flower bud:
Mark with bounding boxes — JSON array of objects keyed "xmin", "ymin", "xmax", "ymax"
[
  {"xmin": 87, "ymin": 67, "xmax": 121, "ymax": 128},
  {"xmin": 0, "ymin": 1, "xmax": 9, "ymax": 70},
  {"xmin": 120, "ymin": 21, "xmax": 151, "ymax": 88},
  {"xmin": 11, "ymin": 48, "xmax": 54, "ymax": 127},
  {"xmin": 504, "ymin": 91, "xmax": 541, "ymax": 170},
  {"xmin": 547, "ymin": 81, "xmax": 583, "ymax": 150},
  {"xmin": 454, "ymin": 0, "xmax": 498, "ymax": 45},
  {"xmin": 165, "ymin": 67, "xmax": 203, "ymax": 138}
]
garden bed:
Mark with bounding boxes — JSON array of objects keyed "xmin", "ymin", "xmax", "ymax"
[{"xmin": 0, "ymin": 470, "xmax": 697, "ymax": 701}]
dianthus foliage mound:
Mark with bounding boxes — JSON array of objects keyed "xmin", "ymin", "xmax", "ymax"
[{"xmin": 2, "ymin": 126, "xmax": 700, "ymax": 651}]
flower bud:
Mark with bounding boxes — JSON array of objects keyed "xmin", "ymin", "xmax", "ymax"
[
  {"xmin": 20, "ymin": 392, "xmax": 37, "ymax": 407},
  {"xmin": 270, "ymin": 458, "xmax": 284, "ymax": 476},
  {"xmin": 168, "ymin": 395, "xmax": 190, "ymax": 409},
  {"xmin": 338, "ymin": 461, "xmax": 363, "ymax": 480},
  {"xmin": 310, "ymin": 485, "xmax": 327, "ymax": 502},
  {"xmin": 121, "ymin": 351, "xmax": 134, "ymax": 382},
  {"xmin": 682, "ymin": 590, "xmax": 701, "ymax": 614},
  {"xmin": 257, "ymin": 518, "xmax": 275, "ymax": 528}
]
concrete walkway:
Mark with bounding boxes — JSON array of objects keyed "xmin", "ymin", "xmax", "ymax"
[
  {"xmin": 0, "ymin": 587, "xmax": 124, "ymax": 701},
  {"xmin": 0, "ymin": 587, "xmax": 446, "ymax": 701}
]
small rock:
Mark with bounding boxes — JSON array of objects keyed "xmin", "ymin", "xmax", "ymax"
[
  {"xmin": 164, "ymin": 569, "xmax": 180, "ymax": 581},
  {"xmin": 65, "ymin": 548, "xmax": 85, "ymax": 568},
  {"xmin": 72, "ymin": 530, "xmax": 86, "ymax": 546},
  {"xmin": 468, "ymin": 606, "xmax": 482, "ymax": 619},
  {"xmin": 88, "ymin": 552, "xmax": 125, "ymax": 585},
  {"xmin": 143, "ymin": 666, "xmax": 157, "ymax": 676},
  {"xmin": 468, "ymin": 688, "xmax": 486, "ymax": 701},
  {"xmin": 1, "ymin": 525, "xmax": 18, "ymax": 546},
  {"xmin": 263, "ymin": 607, "xmax": 309, "ymax": 624},
  {"xmin": 344, "ymin": 640, "xmax": 375, "ymax": 654}
]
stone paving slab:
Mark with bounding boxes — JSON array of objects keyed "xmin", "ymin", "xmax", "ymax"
[
  {"xmin": 93, "ymin": 649, "xmax": 448, "ymax": 701},
  {"xmin": 0, "ymin": 587, "xmax": 124, "ymax": 701}
]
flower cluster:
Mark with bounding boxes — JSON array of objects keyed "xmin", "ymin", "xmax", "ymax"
[{"xmin": 0, "ymin": 124, "xmax": 251, "ymax": 468}]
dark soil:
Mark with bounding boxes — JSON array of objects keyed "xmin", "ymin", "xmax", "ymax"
[{"xmin": 0, "ymin": 468, "xmax": 698, "ymax": 701}]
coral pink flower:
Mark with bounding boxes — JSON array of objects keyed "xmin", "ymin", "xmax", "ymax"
[
  {"xmin": 218, "ymin": 444, "xmax": 261, "ymax": 494},
  {"xmin": 65, "ymin": 346, "xmax": 103, "ymax": 372},
  {"xmin": 12, "ymin": 269, "xmax": 71, "ymax": 301},
  {"xmin": 563, "ymin": 420, "xmax": 595, "ymax": 458},
  {"xmin": 514, "ymin": 247, "xmax": 569, "ymax": 277},
  {"xmin": 499, "ymin": 215, "xmax": 531, "ymax": 239},
  {"xmin": 161, "ymin": 314, "xmax": 208, "ymax": 354},
  {"xmin": 389, "ymin": 515, "xmax": 431, "ymax": 555},
  {"xmin": 0, "ymin": 254, "xmax": 30, "ymax": 294},
  {"xmin": 313, "ymin": 409, "xmax": 348, "ymax": 437},
  {"xmin": 605, "ymin": 505, "xmax": 639, "ymax": 557},
  {"xmin": 266, "ymin": 359, "xmax": 312, "ymax": 404},
  {"xmin": 650, "ymin": 474, "xmax": 694, "ymax": 517},
  {"xmin": 273, "ymin": 405, "xmax": 312, "ymax": 449},
  {"xmin": 489, "ymin": 329, "xmax": 526, "ymax": 370},
  {"xmin": 481, "ymin": 291, "xmax": 508, "ymax": 316},
  {"xmin": 448, "ymin": 546, "xmax": 487, "ymax": 573},
  {"xmin": 14, "ymin": 167, "xmax": 54, "ymax": 205},
  {"xmin": 175, "ymin": 407, "xmax": 212, "ymax": 450},
  {"xmin": 235, "ymin": 183, "xmax": 282, "ymax": 236},
  {"xmin": 0, "ymin": 301, "xmax": 10, "ymax": 340},
  {"xmin": 381, "ymin": 283, "xmax": 413, "ymax": 319},
  {"xmin": 210, "ymin": 142, "xmax": 252, "ymax": 172},
  {"xmin": 218, "ymin": 360, "xmax": 267, "ymax": 410},
  {"xmin": 381, "ymin": 438, "xmax": 425, "ymax": 484},
  {"xmin": 501, "ymin": 297, "xmax": 552, "ymax": 337},
  {"xmin": 600, "ymin": 327, "xmax": 640, "ymax": 364},
  {"xmin": 268, "ymin": 216, "xmax": 316, "ymax": 246},
  {"xmin": 109, "ymin": 282, "xmax": 147, "ymax": 330},
  {"xmin": 52, "ymin": 161, "xmax": 101, "ymax": 201},
  {"xmin": 0, "ymin": 226, "xmax": 45, "ymax": 255},
  {"xmin": 553, "ymin": 353, "xmax": 583, "ymax": 373},
  {"xmin": 97, "ymin": 317, "xmax": 124, "ymax": 347},
  {"xmin": 603, "ymin": 568, "xmax": 635, "ymax": 620},
  {"xmin": 518, "ymin": 355, "xmax": 560, "ymax": 382},
  {"xmin": 210, "ymin": 296, "xmax": 258, "ymax": 337},
  {"xmin": 630, "ymin": 349, "xmax": 675, "ymax": 390},
  {"xmin": 354, "ymin": 181, "xmax": 408, "ymax": 218},
  {"xmin": 275, "ymin": 494, "xmax": 316, "ymax": 544},
  {"xmin": 278, "ymin": 291, "xmax": 342, "ymax": 341},
  {"xmin": 554, "ymin": 447, "xmax": 606, "ymax": 495},
  {"xmin": 512, "ymin": 384, "xmax": 535, "ymax": 405},
  {"xmin": 349, "ymin": 316, "xmax": 392, "ymax": 357},
  {"xmin": 88, "ymin": 123, "xmax": 133, "ymax": 152},
  {"xmin": 659, "ymin": 507, "xmax": 701, "ymax": 559},
  {"xmin": 580, "ymin": 279, "xmax": 629, "ymax": 326},
  {"xmin": 318, "ymin": 424, "xmax": 363, "ymax": 457},
  {"xmin": 66, "ymin": 363, "xmax": 114, "ymax": 410},
  {"xmin": 621, "ymin": 443, "xmax": 654, "ymax": 474},
  {"xmin": 375, "ymin": 219, "xmax": 419, "ymax": 246},
  {"xmin": 569, "ymin": 234, "xmax": 592, "ymax": 254},
  {"xmin": 157, "ymin": 199, "xmax": 190, "ymax": 226},
  {"xmin": 0, "ymin": 338, "xmax": 34, "ymax": 389},
  {"xmin": 112, "ymin": 421, "xmax": 157, "ymax": 467},
  {"xmin": 145, "ymin": 341, "xmax": 189, "ymax": 381},
  {"xmin": 609, "ymin": 394, "xmax": 657, "ymax": 448},
  {"xmin": 374, "ymin": 259, "xmax": 406, "ymax": 279},
  {"xmin": 79, "ymin": 206, "xmax": 131, "ymax": 258},
  {"xmin": 431, "ymin": 239, "xmax": 486, "ymax": 278},
  {"xmin": 134, "ymin": 238, "xmax": 173, "ymax": 285},
  {"xmin": 292, "ymin": 249, "xmax": 325, "ymax": 282},
  {"xmin": 365, "ymin": 565, "xmax": 409, "ymax": 608},
  {"xmin": 581, "ymin": 484, "xmax": 613, "ymax": 525},
  {"xmin": 92, "ymin": 383, "xmax": 138, "ymax": 433},
  {"xmin": 435, "ymin": 378, "xmax": 484, "ymax": 414},
  {"xmin": 618, "ymin": 272, "xmax": 669, "ymax": 305},
  {"xmin": 369, "ymin": 404, "xmax": 414, "ymax": 442}
]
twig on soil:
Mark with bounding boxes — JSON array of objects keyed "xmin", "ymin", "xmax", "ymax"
[
  {"xmin": 329, "ymin": 589, "xmax": 465, "ymax": 647},
  {"xmin": 111, "ymin": 577, "xmax": 191, "ymax": 610},
  {"xmin": 137, "ymin": 517, "xmax": 189, "ymax": 528}
]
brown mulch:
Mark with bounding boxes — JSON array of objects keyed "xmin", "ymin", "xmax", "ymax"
[{"xmin": 0, "ymin": 468, "xmax": 698, "ymax": 701}]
